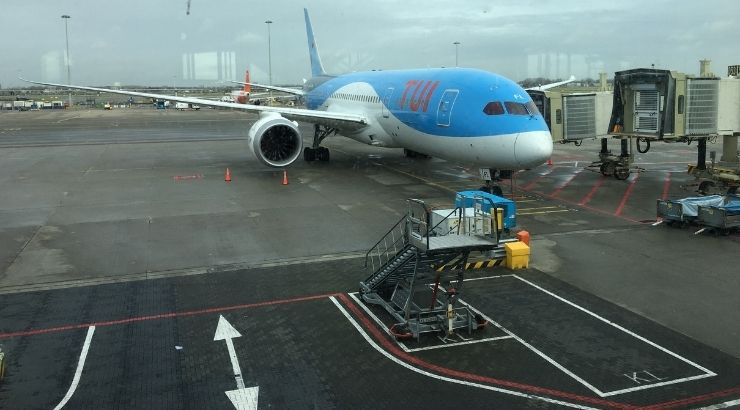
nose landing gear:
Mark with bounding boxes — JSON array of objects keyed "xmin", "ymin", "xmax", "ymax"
[{"xmin": 478, "ymin": 168, "xmax": 510, "ymax": 197}]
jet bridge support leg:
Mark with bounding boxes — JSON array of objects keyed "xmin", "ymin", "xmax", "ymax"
[
  {"xmin": 697, "ymin": 137, "xmax": 707, "ymax": 170},
  {"xmin": 303, "ymin": 124, "xmax": 337, "ymax": 162}
]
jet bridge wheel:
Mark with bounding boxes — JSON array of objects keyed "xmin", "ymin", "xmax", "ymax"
[
  {"xmin": 698, "ymin": 180, "xmax": 715, "ymax": 195},
  {"xmin": 614, "ymin": 167, "xmax": 630, "ymax": 180},
  {"xmin": 600, "ymin": 162, "xmax": 615, "ymax": 177}
]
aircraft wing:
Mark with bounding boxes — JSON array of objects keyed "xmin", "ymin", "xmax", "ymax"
[
  {"xmin": 228, "ymin": 81, "xmax": 305, "ymax": 96},
  {"xmin": 21, "ymin": 78, "xmax": 365, "ymax": 130},
  {"xmin": 526, "ymin": 75, "xmax": 576, "ymax": 91}
]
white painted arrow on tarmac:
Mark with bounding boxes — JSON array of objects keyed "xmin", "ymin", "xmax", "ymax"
[{"xmin": 214, "ymin": 315, "xmax": 259, "ymax": 410}]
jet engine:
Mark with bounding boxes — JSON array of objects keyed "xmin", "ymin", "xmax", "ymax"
[{"xmin": 247, "ymin": 113, "xmax": 303, "ymax": 167}]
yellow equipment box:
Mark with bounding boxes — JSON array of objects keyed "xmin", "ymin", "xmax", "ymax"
[{"xmin": 505, "ymin": 241, "xmax": 530, "ymax": 270}]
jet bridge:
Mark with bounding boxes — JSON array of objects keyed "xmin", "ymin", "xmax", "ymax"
[
  {"xmin": 360, "ymin": 197, "xmax": 518, "ymax": 341},
  {"xmin": 597, "ymin": 65, "xmax": 740, "ymax": 182},
  {"xmin": 528, "ymin": 90, "xmax": 613, "ymax": 146}
]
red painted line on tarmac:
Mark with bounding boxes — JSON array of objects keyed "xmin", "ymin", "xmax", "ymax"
[
  {"xmin": 522, "ymin": 176, "xmax": 542, "ymax": 191},
  {"xmin": 578, "ymin": 176, "xmax": 607, "ymax": 206},
  {"xmin": 614, "ymin": 173, "xmax": 640, "ymax": 217},
  {"xmin": 640, "ymin": 386, "xmax": 740, "ymax": 409},
  {"xmin": 335, "ymin": 293, "xmax": 636, "ymax": 410},
  {"xmin": 0, "ymin": 292, "xmax": 341, "ymax": 340},
  {"xmin": 523, "ymin": 186, "xmax": 642, "ymax": 224},
  {"xmin": 549, "ymin": 170, "xmax": 581, "ymax": 198},
  {"xmin": 661, "ymin": 172, "xmax": 671, "ymax": 200}
]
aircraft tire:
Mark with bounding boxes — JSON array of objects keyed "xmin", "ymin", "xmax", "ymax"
[
  {"xmin": 318, "ymin": 147, "xmax": 330, "ymax": 162},
  {"xmin": 304, "ymin": 147, "xmax": 316, "ymax": 162}
]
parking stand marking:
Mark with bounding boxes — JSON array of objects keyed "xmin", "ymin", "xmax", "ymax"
[
  {"xmin": 53, "ymin": 326, "xmax": 95, "ymax": 410},
  {"xmin": 331, "ymin": 296, "xmax": 607, "ymax": 410},
  {"xmin": 509, "ymin": 275, "xmax": 716, "ymax": 396}
]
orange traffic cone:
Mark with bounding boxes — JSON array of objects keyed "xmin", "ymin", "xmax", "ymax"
[
  {"xmin": 281, "ymin": 169, "xmax": 289, "ymax": 185},
  {"xmin": 224, "ymin": 168, "xmax": 232, "ymax": 182},
  {"xmin": 547, "ymin": 158, "xmax": 553, "ymax": 166}
]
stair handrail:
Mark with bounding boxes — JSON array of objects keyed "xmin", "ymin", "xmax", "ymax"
[
  {"xmin": 364, "ymin": 214, "xmax": 409, "ymax": 271},
  {"xmin": 406, "ymin": 198, "xmax": 432, "ymax": 249}
]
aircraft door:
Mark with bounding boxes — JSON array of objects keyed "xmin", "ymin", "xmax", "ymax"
[
  {"xmin": 382, "ymin": 87, "xmax": 394, "ymax": 118},
  {"xmin": 436, "ymin": 89, "xmax": 459, "ymax": 127}
]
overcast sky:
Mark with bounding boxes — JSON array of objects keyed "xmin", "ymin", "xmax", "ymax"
[{"xmin": 2, "ymin": 0, "xmax": 739, "ymax": 88}]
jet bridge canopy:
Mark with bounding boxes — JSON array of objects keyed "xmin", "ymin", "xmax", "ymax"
[{"xmin": 608, "ymin": 69, "xmax": 676, "ymax": 139}]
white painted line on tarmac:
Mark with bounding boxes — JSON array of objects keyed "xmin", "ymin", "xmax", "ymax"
[
  {"xmin": 512, "ymin": 275, "xmax": 717, "ymax": 396},
  {"xmin": 461, "ymin": 274, "xmax": 514, "ymax": 283},
  {"xmin": 695, "ymin": 398, "xmax": 740, "ymax": 409},
  {"xmin": 56, "ymin": 115, "xmax": 82, "ymax": 123},
  {"xmin": 405, "ymin": 335, "xmax": 514, "ymax": 352},
  {"xmin": 330, "ymin": 296, "xmax": 599, "ymax": 410},
  {"xmin": 348, "ymin": 292, "xmax": 410, "ymax": 352},
  {"xmin": 601, "ymin": 373, "xmax": 715, "ymax": 397},
  {"xmin": 458, "ymin": 299, "xmax": 608, "ymax": 397},
  {"xmin": 214, "ymin": 315, "xmax": 259, "ymax": 410},
  {"xmin": 53, "ymin": 326, "xmax": 95, "ymax": 410}
]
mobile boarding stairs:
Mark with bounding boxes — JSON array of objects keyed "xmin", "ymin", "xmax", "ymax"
[{"xmin": 360, "ymin": 198, "xmax": 516, "ymax": 341}]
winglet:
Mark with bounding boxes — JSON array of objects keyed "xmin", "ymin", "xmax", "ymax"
[
  {"xmin": 243, "ymin": 70, "xmax": 251, "ymax": 93},
  {"xmin": 304, "ymin": 8, "xmax": 327, "ymax": 77}
]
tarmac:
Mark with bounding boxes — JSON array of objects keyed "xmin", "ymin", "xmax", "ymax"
[{"xmin": 0, "ymin": 108, "xmax": 738, "ymax": 409}]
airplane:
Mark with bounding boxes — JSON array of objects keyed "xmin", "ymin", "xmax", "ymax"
[
  {"xmin": 223, "ymin": 70, "xmax": 252, "ymax": 104},
  {"xmin": 23, "ymin": 8, "xmax": 566, "ymax": 193}
]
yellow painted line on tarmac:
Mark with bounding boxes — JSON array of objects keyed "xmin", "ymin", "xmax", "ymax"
[
  {"xmin": 372, "ymin": 162, "xmax": 458, "ymax": 193},
  {"xmin": 518, "ymin": 209, "xmax": 571, "ymax": 215},
  {"xmin": 518, "ymin": 206, "xmax": 563, "ymax": 211}
]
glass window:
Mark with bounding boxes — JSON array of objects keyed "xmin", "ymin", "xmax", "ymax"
[
  {"xmin": 483, "ymin": 101, "xmax": 504, "ymax": 115},
  {"xmin": 504, "ymin": 101, "xmax": 529, "ymax": 115}
]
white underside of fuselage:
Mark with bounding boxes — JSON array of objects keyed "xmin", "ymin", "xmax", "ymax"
[{"xmin": 318, "ymin": 82, "xmax": 552, "ymax": 170}]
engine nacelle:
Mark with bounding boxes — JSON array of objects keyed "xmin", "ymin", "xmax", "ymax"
[{"xmin": 247, "ymin": 112, "xmax": 303, "ymax": 167}]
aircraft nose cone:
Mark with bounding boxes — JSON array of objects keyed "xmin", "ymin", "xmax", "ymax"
[{"xmin": 514, "ymin": 131, "xmax": 553, "ymax": 169}]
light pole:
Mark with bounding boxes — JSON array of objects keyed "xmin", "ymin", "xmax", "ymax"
[
  {"xmin": 62, "ymin": 14, "xmax": 72, "ymax": 108},
  {"xmin": 265, "ymin": 20, "xmax": 273, "ymax": 86},
  {"xmin": 453, "ymin": 41, "xmax": 460, "ymax": 67}
]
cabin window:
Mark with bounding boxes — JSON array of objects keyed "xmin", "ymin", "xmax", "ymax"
[
  {"xmin": 504, "ymin": 102, "xmax": 529, "ymax": 115},
  {"xmin": 483, "ymin": 101, "xmax": 505, "ymax": 115}
]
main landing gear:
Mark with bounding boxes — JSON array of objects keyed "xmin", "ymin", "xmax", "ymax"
[
  {"xmin": 304, "ymin": 124, "xmax": 337, "ymax": 162},
  {"xmin": 404, "ymin": 148, "xmax": 431, "ymax": 159}
]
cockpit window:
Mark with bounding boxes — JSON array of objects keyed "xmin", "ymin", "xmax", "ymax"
[
  {"xmin": 483, "ymin": 101, "xmax": 505, "ymax": 115},
  {"xmin": 526, "ymin": 100, "xmax": 540, "ymax": 115},
  {"xmin": 504, "ymin": 102, "xmax": 529, "ymax": 115}
]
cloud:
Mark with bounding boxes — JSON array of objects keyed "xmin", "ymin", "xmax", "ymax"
[{"xmin": 234, "ymin": 31, "xmax": 262, "ymax": 45}]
